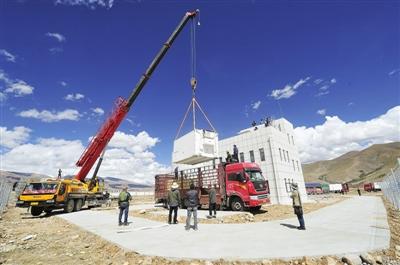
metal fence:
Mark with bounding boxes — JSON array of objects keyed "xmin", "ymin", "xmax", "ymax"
[
  {"xmin": 0, "ymin": 179, "xmax": 13, "ymax": 213},
  {"xmin": 381, "ymin": 158, "xmax": 400, "ymax": 210}
]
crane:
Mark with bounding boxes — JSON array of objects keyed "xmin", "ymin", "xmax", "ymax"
[{"xmin": 75, "ymin": 10, "xmax": 199, "ymax": 183}]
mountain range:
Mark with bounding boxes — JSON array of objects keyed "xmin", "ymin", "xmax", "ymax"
[{"xmin": 302, "ymin": 142, "xmax": 400, "ymax": 186}]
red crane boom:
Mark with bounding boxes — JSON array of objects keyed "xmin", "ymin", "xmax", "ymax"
[{"xmin": 74, "ymin": 10, "xmax": 198, "ymax": 181}]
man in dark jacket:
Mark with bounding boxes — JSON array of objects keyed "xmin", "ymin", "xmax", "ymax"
[
  {"xmin": 185, "ymin": 183, "xmax": 199, "ymax": 230},
  {"xmin": 167, "ymin": 182, "xmax": 181, "ymax": 224},
  {"xmin": 290, "ymin": 183, "xmax": 305, "ymax": 230},
  {"xmin": 208, "ymin": 185, "xmax": 217, "ymax": 218},
  {"xmin": 233, "ymin": 145, "xmax": 239, "ymax": 162},
  {"xmin": 118, "ymin": 186, "xmax": 132, "ymax": 226}
]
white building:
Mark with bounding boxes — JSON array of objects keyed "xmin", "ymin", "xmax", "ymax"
[{"xmin": 218, "ymin": 118, "xmax": 307, "ymax": 205}]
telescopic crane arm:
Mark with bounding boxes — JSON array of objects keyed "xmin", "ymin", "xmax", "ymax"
[{"xmin": 74, "ymin": 10, "xmax": 199, "ymax": 182}]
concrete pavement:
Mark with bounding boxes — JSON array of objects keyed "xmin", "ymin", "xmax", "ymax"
[{"xmin": 59, "ymin": 196, "xmax": 390, "ymax": 260}]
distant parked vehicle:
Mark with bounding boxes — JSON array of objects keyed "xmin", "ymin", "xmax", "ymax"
[
  {"xmin": 305, "ymin": 182, "xmax": 323, "ymax": 195},
  {"xmin": 341, "ymin": 183, "xmax": 349, "ymax": 193},
  {"xmin": 329, "ymin": 184, "xmax": 342, "ymax": 193},
  {"xmin": 364, "ymin": 182, "xmax": 381, "ymax": 192}
]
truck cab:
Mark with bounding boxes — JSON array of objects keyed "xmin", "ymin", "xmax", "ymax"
[{"xmin": 220, "ymin": 162, "xmax": 269, "ymax": 211}]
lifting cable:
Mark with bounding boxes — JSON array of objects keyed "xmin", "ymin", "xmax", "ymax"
[{"xmin": 175, "ymin": 12, "xmax": 216, "ymax": 140}]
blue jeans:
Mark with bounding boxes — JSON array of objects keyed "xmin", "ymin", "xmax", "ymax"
[
  {"xmin": 186, "ymin": 207, "xmax": 198, "ymax": 229},
  {"xmin": 119, "ymin": 205, "xmax": 129, "ymax": 224},
  {"xmin": 296, "ymin": 213, "xmax": 305, "ymax": 229}
]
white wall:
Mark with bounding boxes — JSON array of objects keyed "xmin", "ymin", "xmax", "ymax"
[{"xmin": 219, "ymin": 118, "xmax": 308, "ymax": 205}]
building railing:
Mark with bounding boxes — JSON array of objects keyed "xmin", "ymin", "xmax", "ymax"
[{"xmin": 381, "ymin": 158, "xmax": 400, "ymax": 210}]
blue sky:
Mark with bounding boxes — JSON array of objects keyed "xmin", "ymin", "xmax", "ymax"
[{"xmin": 1, "ymin": 0, "xmax": 399, "ymax": 183}]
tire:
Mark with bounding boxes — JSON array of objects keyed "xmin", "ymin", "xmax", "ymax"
[
  {"xmin": 230, "ymin": 197, "xmax": 244, "ymax": 211},
  {"xmin": 64, "ymin": 199, "xmax": 75, "ymax": 213},
  {"xmin": 74, "ymin": 199, "xmax": 83, "ymax": 212},
  {"xmin": 31, "ymin": 206, "xmax": 43, "ymax": 216}
]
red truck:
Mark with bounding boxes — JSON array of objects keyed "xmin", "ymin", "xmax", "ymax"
[
  {"xmin": 155, "ymin": 162, "xmax": 270, "ymax": 211},
  {"xmin": 364, "ymin": 182, "xmax": 381, "ymax": 192}
]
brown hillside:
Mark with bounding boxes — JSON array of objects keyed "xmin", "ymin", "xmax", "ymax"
[{"xmin": 302, "ymin": 142, "xmax": 400, "ymax": 186}]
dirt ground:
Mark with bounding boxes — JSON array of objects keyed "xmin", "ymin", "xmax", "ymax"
[{"xmin": 1, "ymin": 194, "xmax": 399, "ymax": 265}]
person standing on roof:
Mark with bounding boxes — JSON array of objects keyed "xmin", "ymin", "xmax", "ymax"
[
  {"xmin": 208, "ymin": 184, "xmax": 217, "ymax": 218},
  {"xmin": 226, "ymin": 151, "xmax": 233, "ymax": 163},
  {"xmin": 290, "ymin": 183, "xmax": 305, "ymax": 230},
  {"xmin": 118, "ymin": 186, "xmax": 132, "ymax": 226},
  {"xmin": 185, "ymin": 183, "xmax": 199, "ymax": 231},
  {"xmin": 233, "ymin": 145, "xmax": 239, "ymax": 162},
  {"xmin": 167, "ymin": 182, "xmax": 181, "ymax": 224}
]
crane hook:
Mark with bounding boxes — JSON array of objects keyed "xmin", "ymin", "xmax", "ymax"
[{"xmin": 190, "ymin": 77, "xmax": 197, "ymax": 92}]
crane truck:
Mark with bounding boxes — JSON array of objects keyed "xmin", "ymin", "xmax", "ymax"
[{"xmin": 16, "ymin": 10, "xmax": 199, "ymax": 216}]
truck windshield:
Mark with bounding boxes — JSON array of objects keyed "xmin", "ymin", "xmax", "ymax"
[
  {"xmin": 22, "ymin": 183, "xmax": 58, "ymax": 194},
  {"xmin": 245, "ymin": 170, "xmax": 265, "ymax": 182}
]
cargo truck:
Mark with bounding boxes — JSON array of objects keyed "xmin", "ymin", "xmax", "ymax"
[
  {"xmin": 155, "ymin": 162, "xmax": 270, "ymax": 211},
  {"xmin": 364, "ymin": 182, "xmax": 381, "ymax": 192}
]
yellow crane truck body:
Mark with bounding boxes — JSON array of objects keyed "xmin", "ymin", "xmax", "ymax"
[{"xmin": 16, "ymin": 178, "xmax": 105, "ymax": 216}]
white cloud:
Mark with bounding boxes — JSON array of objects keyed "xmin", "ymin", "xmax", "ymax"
[
  {"xmin": 251, "ymin": 101, "xmax": 261, "ymax": 110},
  {"xmin": 317, "ymin": 109, "xmax": 326, "ymax": 115},
  {"xmin": 270, "ymin": 77, "xmax": 310, "ymax": 100},
  {"xmin": 46, "ymin": 32, "xmax": 66, "ymax": 42},
  {"xmin": 0, "ymin": 130, "xmax": 168, "ymax": 185},
  {"xmin": 18, "ymin": 109, "xmax": 81, "ymax": 122},
  {"xmin": 60, "ymin": 81, "xmax": 67, "ymax": 87},
  {"xmin": 314, "ymin": 79, "xmax": 323, "ymax": 85},
  {"xmin": 389, "ymin": 68, "xmax": 400, "ymax": 76},
  {"xmin": 65, "ymin": 93, "xmax": 84, "ymax": 101},
  {"xmin": 0, "ymin": 49, "xmax": 16, "ymax": 62},
  {"xmin": 348, "ymin": 102, "xmax": 355, "ymax": 106},
  {"xmin": 0, "ymin": 126, "xmax": 31, "ymax": 149},
  {"xmin": 294, "ymin": 106, "xmax": 400, "ymax": 163},
  {"xmin": 0, "ymin": 69, "xmax": 34, "ymax": 97},
  {"xmin": 0, "ymin": 92, "xmax": 6, "ymax": 102},
  {"xmin": 4, "ymin": 80, "xmax": 34, "ymax": 96},
  {"xmin": 92, "ymin": 107, "xmax": 104, "ymax": 116},
  {"xmin": 49, "ymin": 47, "xmax": 63, "ymax": 54},
  {"xmin": 330, "ymin": 78, "xmax": 337, "ymax": 84},
  {"xmin": 55, "ymin": 0, "xmax": 115, "ymax": 9},
  {"xmin": 319, "ymin": 85, "xmax": 329, "ymax": 91}
]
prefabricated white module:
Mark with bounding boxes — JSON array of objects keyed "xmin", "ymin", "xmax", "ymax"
[{"xmin": 172, "ymin": 129, "xmax": 218, "ymax": 165}]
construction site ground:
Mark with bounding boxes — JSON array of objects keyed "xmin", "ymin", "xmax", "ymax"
[{"xmin": 1, "ymin": 194, "xmax": 399, "ymax": 265}]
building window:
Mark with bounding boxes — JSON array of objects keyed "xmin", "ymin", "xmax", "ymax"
[
  {"xmin": 286, "ymin": 151, "xmax": 290, "ymax": 162},
  {"xmin": 279, "ymin": 148, "xmax": 282, "ymax": 161},
  {"xmin": 292, "ymin": 160, "xmax": 295, "ymax": 171},
  {"xmin": 291, "ymin": 135, "xmax": 295, "ymax": 145},
  {"xmin": 259, "ymin": 148, "xmax": 265, "ymax": 161},
  {"xmin": 287, "ymin": 133, "xmax": 290, "ymax": 144},
  {"xmin": 249, "ymin": 150, "xmax": 255, "ymax": 162},
  {"xmin": 296, "ymin": 161, "xmax": 300, "ymax": 171},
  {"xmin": 284, "ymin": 178, "xmax": 293, "ymax": 192},
  {"xmin": 278, "ymin": 124, "xmax": 281, "ymax": 131},
  {"xmin": 283, "ymin": 149, "xmax": 286, "ymax": 162},
  {"xmin": 239, "ymin": 152, "xmax": 245, "ymax": 162}
]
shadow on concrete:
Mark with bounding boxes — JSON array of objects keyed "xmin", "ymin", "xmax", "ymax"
[
  {"xmin": 280, "ymin": 223, "xmax": 298, "ymax": 229},
  {"xmin": 20, "ymin": 207, "xmax": 90, "ymax": 219}
]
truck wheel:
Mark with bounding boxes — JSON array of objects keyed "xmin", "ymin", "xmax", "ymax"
[
  {"xmin": 230, "ymin": 197, "xmax": 244, "ymax": 211},
  {"xmin": 31, "ymin": 206, "xmax": 43, "ymax": 216},
  {"xmin": 74, "ymin": 199, "xmax": 83, "ymax": 211},
  {"xmin": 64, "ymin": 199, "xmax": 75, "ymax": 213}
]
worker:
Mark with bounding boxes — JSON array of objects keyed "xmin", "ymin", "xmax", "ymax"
[
  {"xmin": 226, "ymin": 151, "xmax": 233, "ymax": 163},
  {"xmin": 167, "ymin": 182, "xmax": 181, "ymax": 224},
  {"xmin": 233, "ymin": 145, "xmax": 239, "ymax": 162},
  {"xmin": 104, "ymin": 191, "xmax": 111, "ymax": 207},
  {"xmin": 208, "ymin": 184, "xmax": 217, "ymax": 218},
  {"xmin": 357, "ymin": 188, "xmax": 361, "ymax": 196},
  {"xmin": 290, "ymin": 183, "xmax": 305, "ymax": 230},
  {"xmin": 118, "ymin": 186, "xmax": 132, "ymax": 226},
  {"xmin": 174, "ymin": 166, "xmax": 179, "ymax": 179},
  {"xmin": 185, "ymin": 183, "xmax": 199, "ymax": 231}
]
